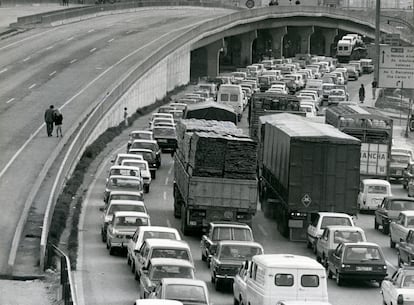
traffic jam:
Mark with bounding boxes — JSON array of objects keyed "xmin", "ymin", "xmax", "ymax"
[{"xmin": 96, "ymin": 33, "xmax": 414, "ymax": 305}]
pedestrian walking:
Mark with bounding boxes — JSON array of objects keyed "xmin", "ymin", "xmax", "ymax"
[
  {"xmin": 44, "ymin": 105, "xmax": 55, "ymax": 137},
  {"xmin": 124, "ymin": 107, "xmax": 128, "ymax": 127},
  {"xmin": 54, "ymin": 109, "xmax": 63, "ymax": 137},
  {"xmin": 359, "ymin": 84, "xmax": 365, "ymax": 103},
  {"xmin": 371, "ymin": 78, "xmax": 378, "ymax": 99}
]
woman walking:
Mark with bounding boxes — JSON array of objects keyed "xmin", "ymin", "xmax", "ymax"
[{"xmin": 359, "ymin": 84, "xmax": 365, "ymax": 103}]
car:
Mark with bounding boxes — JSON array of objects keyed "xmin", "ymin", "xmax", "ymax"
[
  {"xmin": 390, "ymin": 151, "xmax": 412, "ymax": 180},
  {"xmin": 307, "ymin": 212, "xmax": 354, "ymax": 252},
  {"xmin": 403, "ymin": 162, "xmax": 414, "ymax": 189},
  {"xmin": 149, "ymin": 112, "xmax": 174, "ymax": 123},
  {"xmin": 111, "ymin": 153, "xmax": 143, "ymax": 166},
  {"xmin": 397, "ymin": 230, "xmax": 414, "ymax": 266},
  {"xmin": 342, "ymin": 65, "xmax": 359, "ymax": 80},
  {"xmin": 103, "ymin": 175, "xmax": 144, "ymax": 204},
  {"xmin": 327, "ymin": 88, "xmax": 348, "ymax": 105},
  {"xmin": 107, "ymin": 165, "xmax": 142, "ymax": 181},
  {"xmin": 128, "ymin": 140, "xmax": 161, "ymax": 168},
  {"xmin": 134, "ymin": 239, "xmax": 193, "ymax": 281},
  {"xmin": 381, "ymin": 267, "xmax": 414, "ymax": 305},
  {"xmin": 106, "ymin": 211, "xmax": 150, "ymax": 255},
  {"xmin": 101, "ymin": 200, "xmax": 147, "ymax": 242},
  {"xmin": 152, "ymin": 126, "xmax": 177, "ymax": 153},
  {"xmin": 127, "ymin": 130, "xmax": 154, "ymax": 151},
  {"xmin": 233, "ymin": 261, "xmax": 250, "ymax": 305},
  {"xmin": 375, "ymin": 197, "xmax": 414, "ymax": 234},
  {"xmin": 200, "ymin": 222, "xmax": 254, "ymax": 264},
  {"xmin": 360, "ymin": 58, "xmax": 374, "ymax": 74},
  {"xmin": 210, "ymin": 240, "xmax": 264, "ymax": 291},
  {"xmin": 127, "ymin": 226, "xmax": 181, "ymax": 273},
  {"xmin": 327, "ymin": 242, "xmax": 387, "ymax": 286},
  {"xmin": 299, "ymin": 102, "xmax": 317, "ymax": 118},
  {"xmin": 149, "ymin": 278, "xmax": 210, "ymax": 305},
  {"xmin": 128, "ymin": 148, "xmax": 158, "ymax": 179},
  {"xmin": 357, "ymin": 179, "xmax": 392, "ymax": 212},
  {"xmin": 315, "ymin": 225, "xmax": 366, "ymax": 267},
  {"xmin": 105, "ymin": 190, "xmax": 144, "ymax": 208},
  {"xmin": 321, "ymin": 83, "xmax": 336, "ymax": 102},
  {"xmin": 390, "ymin": 211, "xmax": 414, "ymax": 248},
  {"xmin": 139, "ymin": 258, "xmax": 195, "ymax": 299}
]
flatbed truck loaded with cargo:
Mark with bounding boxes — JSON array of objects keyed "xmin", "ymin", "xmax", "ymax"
[
  {"xmin": 173, "ymin": 119, "xmax": 258, "ymax": 235},
  {"xmin": 258, "ymin": 113, "xmax": 361, "ymax": 241}
]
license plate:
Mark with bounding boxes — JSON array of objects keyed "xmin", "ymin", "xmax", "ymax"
[
  {"xmin": 397, "ymin": 170, "xmax": 402, "ymax": 175},
  {"xmin": 356, "ymin": 266, "xmax": 372, "ymax": 271},
  {"xmin": 157, "ymin": 139, "xmax": 167, "ymax": 143}
]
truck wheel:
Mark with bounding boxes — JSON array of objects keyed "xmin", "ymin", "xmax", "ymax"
[
  {"xmin": 214, "ymin": 278, "xmax": 221, "ymax": 291},
  {"xmin": 144, "ymin": 184, "xmax": 149, "ymax": 193},
  {"xmin": 390, "ymin": 237, "xmax": 396, "ymax": 248},
  {"xmin": 181, "ymin": 206, "xmax": 190, "ymax": 236},
  {"xmin": 336, "ymin": 272, "xmax": 343, "ymax": 286},
  {"xmin": 374, "ymin": 218, "xmax": 379, "ymax": 230},
  {"xmin": 327, "ymin": 268, "xmax": 333, "ymax": 279}
]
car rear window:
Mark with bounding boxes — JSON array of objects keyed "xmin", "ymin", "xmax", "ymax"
[
  {"xmin": 275, "ymin": 274, "xmax": 294, "ymax": 286},
  {"xmin": 321, "ymin": 216, "xmax": 352, "ymax": 229},
  {"xmin": 390, "ymin": 200, "xmax": 414, "ymax": 211},
  {"xmin": 143, "ymin": 231, "xmax": 177, "ymax": 241},
  {"xmin": 367, "ymin": 185, "xmax": 388, "ymax": 194},
  {"xmin": 114, "ymin": 216, "xmax": 148, "ymax": 227},
  {"xmin": 110, "ymin": 194, "xmax": 141, "ymax": 201},
  {"xmin": 334, "ymin": 231, "xmax": 363, "ymax": 243},
  {"xmin": 108, "ymin": 204, "xmax": 145, "ymax": 214},
  {"xmin": 301, "ymin": 275, "xmax": 319, "ymax": 287},
  {"xmin": 212, "ymin": 227, "xmax": 253, "ymax": 241},
  {"xmin": 151, "ymin": 266, "xmax": 193, "ymax": 280},
  {"xmin": 165, "ymin": 284, "xmax": 206, "ymax": 302},
  {"xmin": 344, "ymin": 246, "xmax": 382, "ymax": 261},
  {"xmin": 151, "ymin": 249, "xmax": 189, "ymax": 261}
]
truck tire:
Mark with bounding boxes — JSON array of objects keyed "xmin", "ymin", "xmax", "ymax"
[
  {"xmin": 181, "ymin": 206, "xmax": 190, "ymax": 236},
  {"xmin": 173, "ymin": 184, "xmax": 182, "ymax": 219},
  {"xmin": 390, "ymin": 237, "xmax": 396, "ymax": 248},
  {"xmin": 374, "ymin": 218, "xmax": 379, "ymax": 230}
]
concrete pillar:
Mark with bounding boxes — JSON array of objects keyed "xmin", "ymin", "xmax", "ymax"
[
  {"xmin": 239, "ymin": 30, "xmax": 257, "ymax": 66},
  {"xmin": 269, "ymin": 27, "xmax": 287, "ymax": 58},
  {"xmin": 205, "ymin": 39, "xmax": 224, "ymax": 78},
  {"xmin": 298, "ymin": 26, "xmax": 314, "ymax": 54},
  {"xmin": 322, "ymin": 28, "xmax": 338, "ymax": 56}
]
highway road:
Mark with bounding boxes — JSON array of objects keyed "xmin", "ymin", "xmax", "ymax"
[
  {"xmin": 0, "ymin": 7, "xmax": 235, "ymax": 274},
  {"xmin": 76, "ymin": 74, "xmax": 411, "ymax": 305}
]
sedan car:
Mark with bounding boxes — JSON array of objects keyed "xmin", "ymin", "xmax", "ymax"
[
  {"xmin": 397, "ymin": 230, "xmax": 414, "ymax": 267},
  {"xmin": 390, "ymin": 152, "xmax": 411, "ymax": 180},
  {"xmin": 200, "ymin": 222, "xmax": 254, "ymax": 265},
  {"xmin": 127, "ymin": 130, "xmax": 154, "ymax": 151},
  {"xmin": 128, "ymin": 148, "xmax": 158, "ymax": 179},
  {"xmin": 327, "ymin": 242, "xmax": 387, "ymax": 286},
  {"xmin": 390, "ymin": 211, "xmax": 414, "ymax": 248},
  {"xmin": 375, "ymin": 197, "xmax": 414, "ymax": 234},
  {"xmin": 121, "ymin": 159, "xmax": 152, "ymax": 193},
  {"xmin": 128, "ymin": 140, "xmax": 161, "ymax": 168},
  {"xmin": 381, "ymin": 267, "xmax": 414, "ymax": 305},
  {"xmin": 149, "ymin": 278, "xmax": 209, "ymax": 305},
  {"xmin": 210, "ymin": 241, "xmax": 264, "ymax": 291},
  {"xmin": 104, "ymin": 175, "xmax": 143, "ymax": 204},
  {"xmin": 139, "ymin": 258, "xmax": 195, "ymax": 299},
  {"xmin": 327, "ymin": 89, "xmax": 348, "ymax": 105}
]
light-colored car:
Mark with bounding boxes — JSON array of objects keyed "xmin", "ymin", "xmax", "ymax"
[
  {"xmin": 375, "ymin": 197, "xmax": 414, "ymax": 234},
  {"xmin": 381, "ymin": 267, "xmax": 414, "ymax": 305},
  {"xmin": 307, "ymin": 212, "xmax": 355, "ymax": 252},
  {"xmin": 300, "ymin": 102, "xmax": 317, "ymax": 118},
  {"xmin": 233, "ymin": 261, "xmax": 250, "ymax": 305},
  {"xmin": 127, "ymin": 130, "xmax": 154, "ymax": 151},
  {"xmin": 128, "ymin": 148, "xmax": 158, "ymax": 178},
  {"xmin": 327, "ymin": 89, "xmax": 348, "ymax": 105},
  {"xmin": 121, "ymin": 159, "xmax": 152, "ymax": 193},
  {"xmin": 111, "ymin": 153, "xmax": 143, "ymax": 166},
  {"xmin": 127, "ymin": 226, "xmax": 181, "ymax": 273},
  {"xmin": 390, "ymin": 211, "xmax": 414, "ymax": 248},
  {"xmin": 106, "ymin": 211, "xmax": 150, "ymax": 255},
  {"xmin": 107, "ymin": 165, "xmax": 141, "ymax": 181},
  {"xmin": 357, "ymin": 179, "xmax": 392, "ymax": 211},
  {"xmin": 101, "ymin": 200, "xmax": 147, "ymax": 242},
  {"xmin": 106, "ymin": 190, "xmax": 144, "ymax": 208},
  {"xmin": 104, "ymin": 175, "xmax": 143, "ymax": 203},
  {"xmin": 315, "ymin": 225, "xmax": 366, "ymax": 267},
  {"xmin": 139, "ymin": 258, "xmax": 195, "ymax": 299},
  {"xmin": 149, "ymin": 278, "xmax": 210, "ymax": 305}
]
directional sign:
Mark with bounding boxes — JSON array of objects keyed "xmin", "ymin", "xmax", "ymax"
[
  {"xmin": 378, "ymin": 46, "xmax": 414, "ymax": 89},
  {"xmin": 301, "ymin": 194, "xmax": 312, "ymax": 207}
]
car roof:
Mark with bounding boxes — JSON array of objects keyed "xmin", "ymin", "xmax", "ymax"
[
  {"xmin": 131, "ymin": 139, "xmax": 157, "ymax": 144},
  {"xmin": 117, "ymin": 153, "xmax": 143, "ymax": 158},
  {"xmin": 217, "ymin": 240, "xmax": 263, "ymax": 248},
  {"xmin": 134, "ymin": 300, "xmax": 183, "ymax": 305},
  {"xmin": 130, "ymin": 130, "xmax": 152, "ymax": 135},
  {"xmin": 129, "ymin": 148, "xmax": 153, "ymax": 153},
  {"xmin": 108, "ymin": 200, "xmax": 145, "ymax": 206},
  {"xmin": 137, "ymin": 226, "xmax": 179, "ymax": 234},
  {"xmin": 144, "ymin": 238, "xmax": 189, "ymax": 248},
  {"xmin": 399, "ymin": 210, "xmax": 414, "ymax": 216},
  {"xmin": 113, "ymin": 211, "xmax": 149, "ymax": 218},
  {"xmin": 210, "ymin": 221, "xmax": 251, "ymax": 228},
  {"xmin": 122, "ymin": 160, "xmax": 148, "ymax": 165},
  {"xmin": 362, "ymin": 179, "xmax": 391, "ymax": 186},
  {"xmin": 160, "ymin": 278, "xmax": 207, "ymax": 287},
  {"xmin": 108, "ymin": 175, "xmax": 142, "ymax": 180},
  {"xmin": 253, "ymin": 254, "xmax": 324, "ymax": 269},
  {"xmin": 109, "ymin": 165, "xmax": 141, "ymax": 171},
  {"xmin": 149, "ymin": 258, "xmax": 194, "ymax": 267},
  {"xmin": 109, "ymin": 190, "xmax": 143, "ymax": 196},
  {"xmin": 324, "ymin": 225, "xmax": 364, "ymax": 232},
  {"xmin": 342, "ymin": 242, "xmax": 380, "ymax": 247}
]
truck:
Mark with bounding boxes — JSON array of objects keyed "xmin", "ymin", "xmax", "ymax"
[
  {"xmin": 259, "ymin": 113, "xmax": 361, "ymax": 241},
  {"xmin": 336, "ymin": 34, "xmax": 367, "ymax": 63},
  {"xmin": 173, "ymin": 119, "xmax": 258, "ymax": 235},
  {"xmin": 183, "ymin": 101, "xmax": 237, "ymax": 124}
]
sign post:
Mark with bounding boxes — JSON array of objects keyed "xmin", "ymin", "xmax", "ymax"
[{"xmin": 378, "ymin": 46, "xmax": 414, "ymax": 89}]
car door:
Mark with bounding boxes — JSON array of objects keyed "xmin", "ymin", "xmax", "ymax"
[
  {"xmin": 393, "ymin": 214, "xmax": 405, "ymax": 242},
  {"xmin": 376, "ymin": 198, "xmax": 388, "ymax": 224},
  {"xmin": 316, "ymin": 228, "xmax": 328, "ymax": 258},
  {"xmin": 201, "ymin": 224, "xmax": 213, "ymax": 258},
  {"xmin": 329, "ymin": 244, "xmax": 343, "ymax": 275},
  {"xmin": 399, "ymin": 230, "xmax": 414, "ymax": 264}
]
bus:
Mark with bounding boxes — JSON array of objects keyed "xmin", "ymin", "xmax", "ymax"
[{"xmin": 325, "ymin": 104, "xmax": 393, "ymax": 180}]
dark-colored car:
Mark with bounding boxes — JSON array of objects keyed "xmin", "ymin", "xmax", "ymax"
[
  {"xmin": 398, "ymin": 230, "xmax": 414, "ymax": 267},
  {"xmin": 129, "ymin": 140, "xmax": 161, "ymax": 168},
  {"xmin": 403, "ymin": 163, "xmax": 414, "ymax": 189},
  {"xmin": 390, "ymin": 152, "xmax": 411, "ymax": 180},
  {"xmin": 375, "ymin": 197, "xmax": 414, "ymax": 234},
  {"xmin": 200, "ymin": 222, "xmax": 254, "ymax": 264},
  {"xmin": 152, "ymin": 126, "xmax": 177, "ymax": 153},
  {"xmin": 210, "ymin": 240, "xmax": 263, "ymax": 291},
  {"xmin": 127, "ymin": 131, "xmax": 153, "ymax": 151},
  {"xmin": 128, "ymin": 148, "xmax": 158, "ymax": 179},
  {"xmin": 327, "ymin": 242, "xmax": 387, "ymax": 286}
]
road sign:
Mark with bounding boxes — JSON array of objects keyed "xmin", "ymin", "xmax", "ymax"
[
  {"xmin": 378, "ymin": 46, "xmax": 414, "ymax": 89},
  {"xmin": 301, "ymin": 194, "xmax": 312, "ymax": 207},
  {"xmin": 383, "ymin": 33, "xmax": 400, "ymax": 46}
]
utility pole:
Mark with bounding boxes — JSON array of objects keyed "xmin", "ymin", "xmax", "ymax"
[{"xmin": 375, "ymin": 0, "xmax": 381, "ymax": 83}]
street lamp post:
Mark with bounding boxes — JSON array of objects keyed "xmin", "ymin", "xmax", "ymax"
[
  {"xmin": 375, "ymin": 0, "xmax": 381, "ymax": 83},
  {"xmin": 397, "ymin": 80, "xmax": 404, "ymax": 125}
]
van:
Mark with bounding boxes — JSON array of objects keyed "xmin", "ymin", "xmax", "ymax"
[
  {"xmin": 217, "ymin": 84, "xmax": 244, "ymax": 121},
  {"xmin": 358, "ymin": 179, "xmax": 392, "ymax": 211},
  {"xmin": 245, "ymin": 254, "xmax": 328, "ymax": 305}
]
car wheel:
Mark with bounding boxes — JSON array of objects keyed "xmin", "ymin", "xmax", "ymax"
[
  {"xmin": 383, "ymin": 221, "xmax": 390, "ymax": 235},
  {"xmin": 127, "ymin": 255, "xmax": 131, "ymax": 266},
  {"xmin": 201, "ymin": 252, "xmax": 207, "ymax": 262},
  {"xmin": 306, "ymin": 240, "xmax": 313, "ymax": 249},
  {"xmin": 336, "ymin": 272, "xmax": 343, "ymax": 286},
  {"xmin": 234, "ymin": 297, "xmax": 240, "ymax": 305},
  {"xmin": 144, "ymin": 185, "xmax": 149, "ymax": 193},
  {"xmin": 328, "ymin": 268, "xmax": 333, "ymax": 279},
  {"xmin": 374, "ymin": 218, "xmax": 379, "ymax": 230},
  {"xmin": 214, "ymin": 278, "xmax": 221, "ymax": 291},
  {"xmin": 109, "ymin": 246, "xmax": 115, "ymax": 256},
  {"xmin": 211, "ymin": 272, "xmax": 216, "ymax": 284},
  {"xmin": 390, "ymin": 237, "xmax": 396, "ymax": 248}
]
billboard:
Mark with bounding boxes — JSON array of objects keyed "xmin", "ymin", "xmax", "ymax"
[{"xmin": 360, "ymin": 143, "xmax": 388, "ymax": 176}]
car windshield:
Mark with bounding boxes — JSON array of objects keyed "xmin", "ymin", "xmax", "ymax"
[
  {"xmin": 344, "ymin": 246, "xmax": 382, "ymax": 261},
  {"xmin": 321, "ymin": 216, "xmax": 351, "ymax": 229},
  {"xmin": 132, "ymin": 142, "xmax": 156, "ymax": 151},
  {"xmin": 219, "ymin": 245, "xmax": 262, "ymax": 260},
  {"xmin": 153, "ymin": 127, "xmax": 176, "ymax": 138},
  {"xmin": 110, "ymin": 178, "xmax": 141, "ymax": 189},
  {"xmin": 108, "ymin": 204, "xmax": 145, "ymax": 215},
  {"xmin": 330, "ymin": 90, "xmax": 344, "ymax": 96},
  {"xmin": 110, "ymin": 194, "xmax": 141, "ymax": 201},
  {"xmin": 114, "ymin": 216, "xmax": 148, "ymax": 227},
  {"xmin": 131, "ymin": 152, "xmax": 153, "ymax": 161},
  {"xmin": 109, "ymin": 168, "xmax": 139, "ymax": 177},
  {"xmin": 122, "ymin": 162, "xmax": 147, "ymax": 171},
  {"xmin": 131, "ymin": 132, "xmax": 152, "ymax": 140},
  {"xmin": 391, "ymin": 154, "xmax": 410, "ymax": 163},
  {"xmin": 334, "ymin": 231, "xmax": 363, "ymax": 244},
  {"xmin": 403, "ymin": 275, "xmax": 414, "ymax": 288},
  {"xmin": 367, "ymin": 185, "xmax": 388, "ymax": 194},
  {"xmin": 212, "ymin": 227, "xmax": 253, "ymax": 241},
  {"xmin": 407, "ymin": 217, "xmax": 414, "ymax": 227},
  {"xmin": 150, "ymin": 266, "xmax": 193, "ymax": 280},
  {"xmin": 143, "ymin": 231, "xmax": 177, "ymax": 241},
  {"xmin": 390, "ymin": 200, "xmax": 414, "ymax": 210},
  {"xmin": 165, "ymin": 284, "xmax": 207, "ymax": 303},
  {"xmin": 151, "ymin": 249, "xmax": 190, "ymax": 261}
]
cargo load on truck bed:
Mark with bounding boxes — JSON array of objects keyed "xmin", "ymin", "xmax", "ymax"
[{"xmin": 184, "ymin": 101, "xmax": 237, "ymax": 124}]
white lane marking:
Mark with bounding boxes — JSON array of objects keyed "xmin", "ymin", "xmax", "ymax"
[
  {"xmin": 49, "ymin": 71, "xmax": 57, "ymax": 77},
  {"xmin": 28, "ymin": 83, "xmax": 36, "ymax": 89},
  {"xmin": 87, "ymin": 29, "xmax": 95, "ymax": 33},
  {"xmin": 23, "ymin": 56, "xmax": 31, "ymax": 62},
  {"xmin": 166, "ymin": 219, "xmax": 171, "ymax": 228},
  {"xmin": 6, "ymin": 98, "xmax": 15, "ymax": 104},
  {"xmin": 90, "ymin": 48, "xmax": 97, "ymax": 53},
  {"xmin": 70, "ymin": 59, "xmax": 77, "ymax": 64},
  {"xmin": 107, "ymin": 38, "xmax": 114, "ymax": 43},
  {"xmin": 0, "ymin": 68, "xmax": 7, "ymax": 74},
  {"xmin": 0, "ymin": 20, "xmax": 208, "ymax": 181},
  {"xmin": 168, "ymin": 164, "xmax": 173, "ymax": 175},
  {"xmin": 165, "ymin": 177, "xmax": 169, "ymax": 185},
  {"xmin": 45, "ymin": 45, "xmax": 54, "ymax": 50},
  {"xmin": 163, "ymin": 191, "xmax": 167, "ymax": 200},
  {"xmin": 258, "ymin": 224, "xmax": 268, "ymax": 237},
  {"xmin": 0, "ymin": 28, "xmax": 58, "ymax": 51},
  {"xmin": 67, "ymin": 36, "xmax": 74, "ymax": 41}
]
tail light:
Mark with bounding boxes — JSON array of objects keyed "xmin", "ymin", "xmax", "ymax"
[{"xmin": 398, "ymin": 294, "xmax": 404, "ymax": 305}]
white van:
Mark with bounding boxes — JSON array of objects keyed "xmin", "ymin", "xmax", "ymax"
[
  {"xmin": 217, "ymin": 84, "xmax": 244, "ymax": 121},
  {"xmin": 357, "ymin": 179, "xmax": 392, "ymax": 211},
  {"xmin": 245, "ymin": 254, "xmax": 328, "ymax": 305}
]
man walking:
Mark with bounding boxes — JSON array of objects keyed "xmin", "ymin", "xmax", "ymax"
[
  {"xmin": 371, "ymin": 78, "xmax": 378, "ymax": 99},
  {"xmin": 44, "ymin": 105, "xmax": 55, "ymax": 137},
  {"xmin": 124, "ymin": 107, "xmax": 128, "ymax": 127},
  {"xmin": 359, "ymin": 84, "xmax": 365, "ymax": 103}
]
